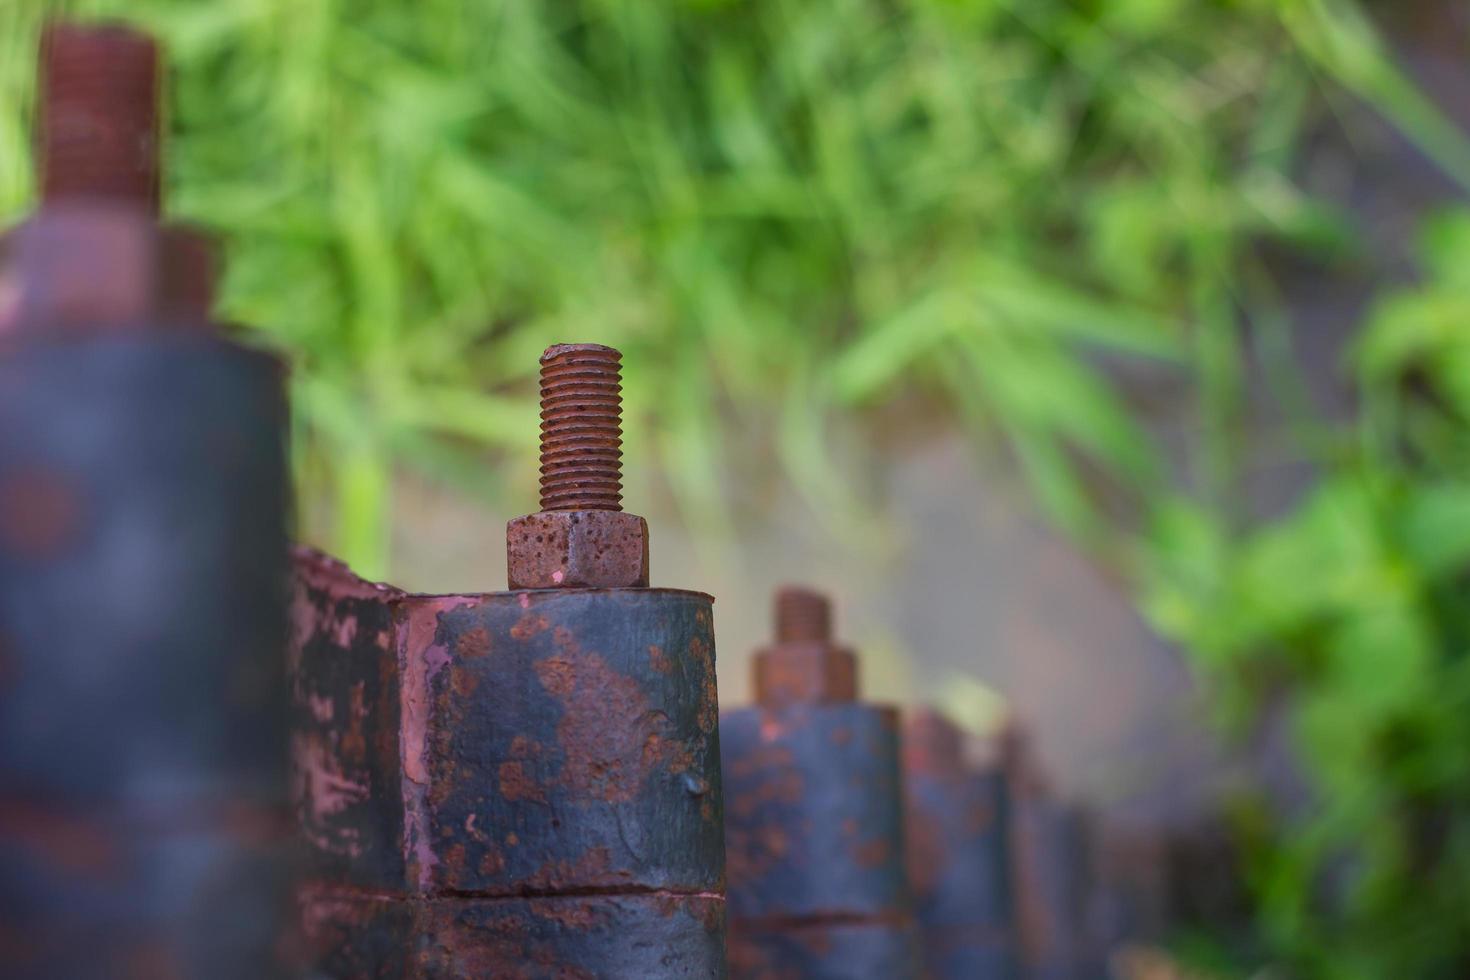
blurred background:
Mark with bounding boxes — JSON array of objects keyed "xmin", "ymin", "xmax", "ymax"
[{"xmin": 4, "ymin": 0, "xmax": 1470, "ymax": 974}]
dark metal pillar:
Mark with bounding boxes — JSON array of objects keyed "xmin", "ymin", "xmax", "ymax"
[
  {"xmin": 0, "ymin": 21, "xmax": 292, "ymax": 980},
  {"xmin": 721, "ymin": 587, "xmax": 921, "ymax": 979},
  {"xmin": 902, "ymin": 710, "xmax": 1016, "ymax": 978},
  {"xmin": 290, "ymin": 345, "xmax": 727, "ymax": 977}
]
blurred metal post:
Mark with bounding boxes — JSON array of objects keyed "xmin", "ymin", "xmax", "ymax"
[
  {"xmin": 721, "ymin": 587, "xmax": 922, "ymax": 979},
  {"xmin": 290, "ymin": 345, "xmax": 727, "ymax": 977},
  {"xmin": 902, "ymin": 710, "xmax": 1016, "ymax": 978},
  {"xmin": 0, "ymin": 20, "xmax": 292, "ymax": 980},
  {"xmin": 1004, "ymin": 728, "xmax": 1093, "ymax": 980}
]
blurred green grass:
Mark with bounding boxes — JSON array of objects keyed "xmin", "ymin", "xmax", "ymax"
[
  {"xmin": 1, "ymin": 0, "xmax": 1376, "ymax": 578},
  {"xmin": 5, "ymin": 1, "xmax": 1470, "ymax": 974}
]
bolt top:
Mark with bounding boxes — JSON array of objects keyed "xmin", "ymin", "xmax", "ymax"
[
  {"xmin": 537, "ymin": 342, "xmax": 625, "ymax": 513},
  {"xmin": 541, "ymin": 342, "xmax": 620, "ymax": 362},
  {"xmin": 39, "ymin": 20, "xmax": 161, "ymax": 211},
  {"xmin": 773, "ymin": 585, "xmax": 832, "ymax": 644},
  {"xmin": 753, "ymin": 584, "xmax": 858, "ymax": 707}
]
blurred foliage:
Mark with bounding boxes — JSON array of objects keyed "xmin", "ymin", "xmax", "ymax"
[
  {"xmin": 3, "ymin": 0, "xmax": 1470, "ymax": 975},
  {"xmin": 1146, "ymin": 209, "xmax": 1470, "ymax": 977}
]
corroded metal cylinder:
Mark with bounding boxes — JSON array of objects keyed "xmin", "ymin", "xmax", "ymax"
[
  {"xmin": 902, "ymin": 710, "xmax": 1015, "ymax": 979},
  {"xmin": 1005, "ymin": 730, "xmax": 1089, "ymax": 980},
  {"xmin": 722, "ymin": 588, "xmax": 920, "ymax": 979},
  {"xmin": 0, "ymin": 22, "xmax": 291, "ymax": 980},
  {"xmin": 290, "ymin": 343, "xmax": 726, "ymax": 977},
  {"xmin": 291, "ymin": 554, "xmax": 726, "ymax": 978}
]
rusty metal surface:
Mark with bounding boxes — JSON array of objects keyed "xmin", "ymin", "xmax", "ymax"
[
  {"xmin": 723, "ymin": 586, "xmax": 919, "ymax": 978},
  {"xmin": 0, "ymin": 335, "xmax": 292, "ymax": 979},
  {"xmin": 722, "ymin": 703, "xmax": 920, "ymax": 978},
  {"xmin": 299, "ymin": 890, "xmax": 725, "ymax": 979},
  {"xmin": 0, "ymin": 21, "xmax": 292, "ymax": 978},
  {"xmin": 289, "ymin": 551, "xmax": 727, "ymax": 976},
  {"xmin": 727, "ymin": 920, "xmax": 923, "ymax": 980},
  {"xmin": 902, "ymin": 710, "xmax": 1015, "ymax": 979},
  {"xmin": 1010, "ymin": 794, "xmax": 1090, "ymax": 980}
]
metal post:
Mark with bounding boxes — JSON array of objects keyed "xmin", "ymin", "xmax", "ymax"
[
  {"xmin": 0, "ymin": 20, "xmax": 292, "ymax": 980},
  {"xmin": 722, "ymin": 587, "xmax": 921, "ymax": 979},
  {"xmin": 290, "ymin": 344, "xmax": 727, "ymax": 977},
  {"xmin": 902, "ymin": 709, "xmax": 1016, "ymax": 978}
]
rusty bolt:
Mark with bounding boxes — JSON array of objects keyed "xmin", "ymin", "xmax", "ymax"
[
  {"xmin": 506, "ymin": 344, "xmax": 649, "ymax": 589},
  {"xmin": 752, "ymin": 585, "xmax": 858, "ymax": 707},
  {"xmin": 0, "ymin": 22, "xmax": 215, "ymax": 339},
  {"xmin": 40, "ymin": 21, "xmax": 160, "ymax": 212}
]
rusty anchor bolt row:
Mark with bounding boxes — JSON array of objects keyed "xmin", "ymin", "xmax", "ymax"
[
  {"xmin": 506, "ymin": 343, "xmax": 650, "ymax": 590},
  {"xmin": 0, "ymin": 21, "xmax": 216, "ymax": 338},
  {"xmin": 753, "ymin": 585, "xmax": 858, "ymax": 706}
]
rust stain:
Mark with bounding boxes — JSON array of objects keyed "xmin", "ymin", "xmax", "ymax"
[
  {"xmin": 904, "ymin": 804, "xmax": 945, "ymax": 899},
  {"xmin": 510, "ymin": 613, "xmax": 550, "ymax": 641},
  {"xmin": 534, "ymin": 648, "xmax": 676, "ymax": 805},
  {"xmin": 339, "ymin": 681, "xmax": 368, "ymax": 765},
  {"xmin": 647, "ymin": 644, "xmax": 670, "ymax": 674},
  {"xmin": 458, "ymin": 626, "xmax": 492, "ymax": 659},
  {"xmin": 527, "ymin": 898, "xmax": 608, "ymax": 930},
  {"xmin": 855, "ymin": 837, "xmax": 891, "ymax": 869},
  {"xmin": 522, "ymin": 845, "xmax": 622, "ymax": 891},
  {"xmin": 689, "ymin": 634, "xmax": 718, "ymax": 734},
  {"xmin": 451, "ymin": 665, "xmax": 479, "ymax": 698},
  {"xmin": 478, "ymin": 846, "xmax": 506, "ymax": 876},
  {"xmin": 0, "ymin": 467, "xmax": 81, "ymax": 559},
  {"xmin": 498, "ymin": 760, "xmax": 547, "ymax": 804}
]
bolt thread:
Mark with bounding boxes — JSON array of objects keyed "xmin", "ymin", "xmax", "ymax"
[
  {"xmin": 39, "ymin": 22, "xmax": 160, "ymax": 211},
  {"xmin": 774, "ymin": 586, "xmax": 832, "ymax": 644},
  {"xmin": 538, "ymin": 343, "xmax": 623, "ymax": 511}
]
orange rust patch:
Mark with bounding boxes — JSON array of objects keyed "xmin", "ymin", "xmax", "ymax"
[
  {"xmin": 478, "ymin": 847, "xmax": 506, "ymax": 876},
  {"xmin": 458, "ymin": 626, "xmax": 492, "ymax": 659},
  {"xmin": 534, "ymin": 650, "xmax": 683, "ymax": 804},
  {"xmin": 510, "ymin": 613, "xmax": 550, "ymax": 641},
  {"xmin": 522, "ymin": 845, "xmax": 622, "ymax": 891},
  {"xmin": 904, "ymin": 804, "xmax": 946, "ymax": 899},
  {"xmin": 726, "ymin": 825, "xmax": 790, "ymax": 887},
  {"xmin": 855, "ymin": 837, "xmax": 891, "ymax": 869},
  {"xmin": 527, "ymin": 898, "xmax": 607, "ymax": 929},
  {"xmin": 509, "ymin": 735, "xmax": 542, "ymax": 759},
  {"xmin": 451, "ymin": 666, "xmax": 479, "ymax": 698},
  {"xmin": 689, "ymin": 635, "xmax": 718, "ymax": 734},
  {"xmin": 498, "ymin": 760, "xmax": 547, "ymax": 804},
  {"xmin": 0, "ymin": 467, "xmax": 81, "ymax": 560},
  {"xmin": 339, "ymin": 681, "xmax": 368, "ymax": 765},
  {"xmin": 647, "ymin": 644, "xmax": 671, "ymax": 674}
]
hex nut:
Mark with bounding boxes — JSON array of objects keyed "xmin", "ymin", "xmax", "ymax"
[
  {"xmin": 753, "ymin": 642, "xmax": 858, "ymax": 707},
  {"xmin": 507, "ymin": 510, "xmax": 649, "ymax": 590},
  {"xmin": 0, "ymin": 205, "xmax": 215, "ymax": 334}
]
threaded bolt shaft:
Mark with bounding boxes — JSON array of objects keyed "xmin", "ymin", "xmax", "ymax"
[
  {"xmin": 538, "ymin": 343, "xmax": 624, "ymax": 511},
  {"xmin": 774, "ymin": 586, "xmax": 832, "ymax": 644},
  {"xmin": 39, "ymin": 22, "xmax": 160, "ymax": 211}
]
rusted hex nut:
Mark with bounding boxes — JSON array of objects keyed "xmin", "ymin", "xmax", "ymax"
[
  {"xmin": 1, "ymin": 208, "xmax": 215, "ymax": 333},
  {"xmin": 506, "ymin": 509, "xmax": 649, "ymax": 589},
  {"xmin": 753, "ymin": 642, "xmax": 857, "ymax": 705}
]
